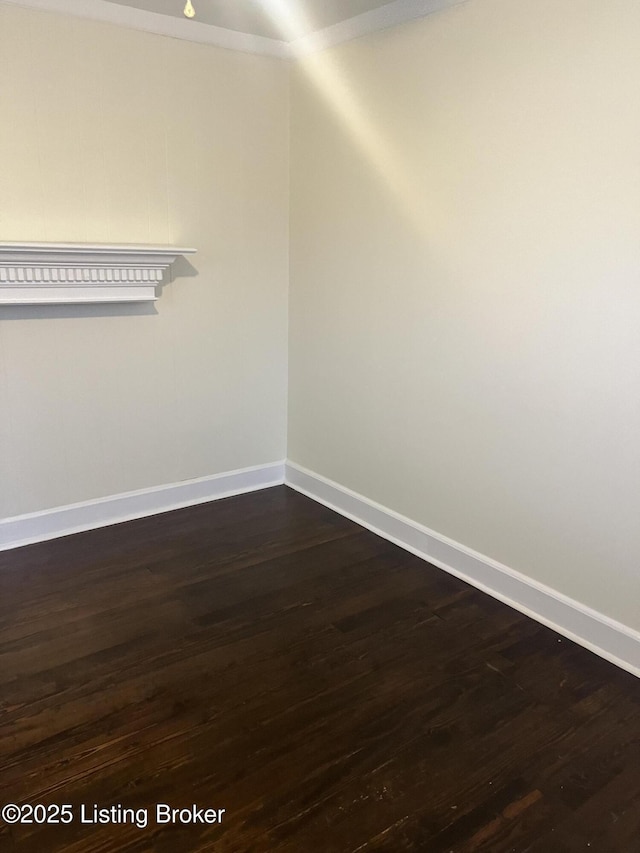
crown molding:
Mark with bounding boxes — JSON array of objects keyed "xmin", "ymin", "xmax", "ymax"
[
  {"xmin": 0, "ymin": 0, "xmax": 291, "ymax": 57},
  {"xmin": 1, "ymin": 0, "xmax": 469, "ymax": 58},
  {"xmin": 0, "ymin": 242, "xmax": 196, "ymax": 304},
  {"xmin": 291, "ymin": 0, "xmax": 468, "ymax": 56}
]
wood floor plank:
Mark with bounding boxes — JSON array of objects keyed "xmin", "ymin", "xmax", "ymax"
[{"xmin": 1, "ymin": 485, "xmax": 639, "ymax": 851}]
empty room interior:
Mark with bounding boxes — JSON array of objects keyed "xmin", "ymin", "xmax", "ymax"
[{"xmin": 1, "ymin": 0, "xmax": 640, "ymax": 850}]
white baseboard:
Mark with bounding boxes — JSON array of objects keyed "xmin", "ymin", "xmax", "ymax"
[
  {"xmin": 285, "ymin": 461, "xmax": 640, "ymax": 678},
  {"xmin": 0, "ymin": 461, "xmax": 285, "ymax": 552}
]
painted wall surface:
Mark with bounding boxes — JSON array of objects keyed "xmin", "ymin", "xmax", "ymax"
[
  {"xmin": 0, "ymin": 3, "xmax": 289, "ymax": 517},
  {"xmin": 288, "ymin": 0, "xmax": 640, "ymax": 629}
]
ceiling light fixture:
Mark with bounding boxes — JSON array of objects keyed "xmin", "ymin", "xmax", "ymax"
[{"xmin": 183, "ymin": 0, "xmax": 195, "ymax": 18}]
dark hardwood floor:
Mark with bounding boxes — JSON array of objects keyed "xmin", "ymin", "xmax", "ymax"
[{"xmin": 0, "ymin": 485, "xmax": 639, "ymax": 852}]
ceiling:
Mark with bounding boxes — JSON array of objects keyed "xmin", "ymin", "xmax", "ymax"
[
  {"xmin": 5, "ymin": 0, "xmax": 465, "ymax": 55},
  {"xmin": 104, "ymin": 0, "xmax": 397, "ymax": 41}
]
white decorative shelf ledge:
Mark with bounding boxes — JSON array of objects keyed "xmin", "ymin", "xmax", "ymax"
[{"xmin": 0, "ymin": 242, "xmax": 196, "ymax": 305}]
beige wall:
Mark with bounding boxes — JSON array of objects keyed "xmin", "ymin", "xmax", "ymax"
[
  {"xmin": 2, "ymin": 0, "xmax": 639, "ymax": 634},
  {"xmin": 0, "ymin": 3, "xmax": 289, "ymax": 517},
  {"xmin": 288, "ymin": 0, "xmax": 640, "ymax": 629}
]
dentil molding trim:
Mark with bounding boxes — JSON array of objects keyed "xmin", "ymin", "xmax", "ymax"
[{"xmin": 0, "ymin": 242, "xmax": 196, "ymax": 304}]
